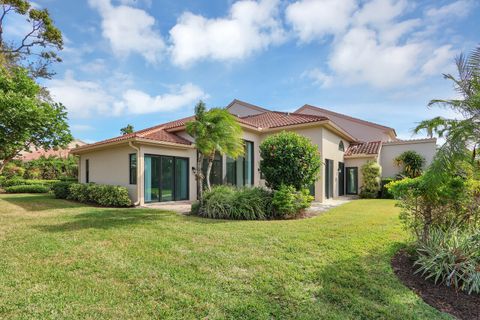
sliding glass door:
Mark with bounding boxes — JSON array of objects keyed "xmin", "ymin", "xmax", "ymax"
[
  {"xmin": 144, "ymin": 155, "xmax": 189, "ymax": 202},
  {"xmin": 325, "ymin": 159, "xmax": 334, "ymax": 199}
]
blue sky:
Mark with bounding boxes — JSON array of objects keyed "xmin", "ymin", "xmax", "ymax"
[{"xmin": 13, "ymin": 0, "xmax": 480, "ymax": 142}]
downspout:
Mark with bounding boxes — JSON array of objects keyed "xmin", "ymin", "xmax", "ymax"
[{"xmin": 129, "ymin": 141, "xmax": 141, "ymax": 206}]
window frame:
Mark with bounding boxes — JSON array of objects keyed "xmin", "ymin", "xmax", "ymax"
[
  {"xmin": 339, "ymin": 140, "xmax": 345, "ymax": 152},
  {"xmin": 129, "ymin": 153, "xmax": 137, "ymax": 185}
]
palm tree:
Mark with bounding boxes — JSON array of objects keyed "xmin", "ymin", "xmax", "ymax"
[
  {"xmin": 186, "ymin": 101, "xmax": 244, "ymax": 200},
  {"xmin": 414, "ymin": 45, "xmax": 480, "ymax": 168}
]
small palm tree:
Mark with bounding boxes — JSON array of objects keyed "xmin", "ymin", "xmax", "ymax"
[
  {"xmin": 414, "ymin": 45, "xmax": 480, "ymax": 168},
  {"xmin": 186, "ymin": 101, "xmax": 244, "ymax": 199}
]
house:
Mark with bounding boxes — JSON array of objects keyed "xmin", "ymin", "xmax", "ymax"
[
  {"xmin": 18, "ymin": 139, "xmax": 86, "ymax": 161},
  {"xmin": 70, "ymin": 100, "xmax": 436, "ymax": 205}
]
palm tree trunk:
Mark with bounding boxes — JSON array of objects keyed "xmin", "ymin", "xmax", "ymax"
[
  {"xmin": 196, "ymin": 153, "xmax": 204, "ymax": 201},
  {"xmin": 206, "ymin": 153, "xmax": 215, "ymax": 191}
]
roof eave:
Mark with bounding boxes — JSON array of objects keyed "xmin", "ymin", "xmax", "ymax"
[{"xmin": 71, "ymin": 137, "xmax": 193, "ymax": 154}]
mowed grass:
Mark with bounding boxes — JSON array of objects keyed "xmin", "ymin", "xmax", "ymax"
[{"xmin": 0, "ymin": 194, "xmax": 450, "ymax": 319}]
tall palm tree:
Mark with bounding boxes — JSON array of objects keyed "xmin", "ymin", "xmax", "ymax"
[
  {"xmin": 186, "ymin": 101, "xmax": 244, "ymax": 199},
  {"xmin": 414, "ymin": 45, "xmax": 480, "ymax": 168}
]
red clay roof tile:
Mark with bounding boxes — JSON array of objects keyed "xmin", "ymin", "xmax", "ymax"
[{"xmin": 345, "ymin": 141, "xmax": 381, "ymax": 156}]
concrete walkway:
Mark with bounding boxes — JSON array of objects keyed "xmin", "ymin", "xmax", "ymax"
[{"xmin": 306, "ymin": 196, "xmax": 356, "ymax": 214}]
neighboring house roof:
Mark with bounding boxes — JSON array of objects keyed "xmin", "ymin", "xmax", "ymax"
[
  {"xmin": 18, "ymin": 139, "xmax": 86, "ymax": 161},
  {"xmin": 382, "ymin": 138, "xmax": 436, "ymax": 146},
  {"xmin": 345, "ymin": 141, "xmax": 382, "ymax": 157},
  {"xmin": 296, "ymin": 104, "xmax": 397, "ymax": 137},
  {"xmin": 225, "ymin": 99, "xmax": 270, "ymax": 113},
  {"xmin": 239, "ymin": 111, "xmax": 328, "ymax": 129}
]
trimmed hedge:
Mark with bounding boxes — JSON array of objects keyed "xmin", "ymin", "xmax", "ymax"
[
  {"xmin": 67, "ymin": 183, "xmax": 132, "ymax": 207},
  {"xmin": 5, "ymin": 184, "xmax": 50, "ymax": 193},
  {"xmin": 1, "ymin": 178, "xmax": 60, "ymax": 188},
  {"xmin": 52, "ymin": 181, "xmax": 75, "ymax": 199}
]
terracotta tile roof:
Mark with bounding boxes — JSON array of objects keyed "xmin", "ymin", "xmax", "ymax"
[
  {"xmin": 239, "ymin": 111, "xmax": 328, "ymax": 129},
  {"xmin": 73, "ymin": 110, "xmax": 329, "ymax": 152},
  {"xmin": 345, "ymin": 141, "xmax": 381, "ymax": 157},
  {"xmin": 73, "ymin": 124, "xmax": 192, "ymax": 151}
]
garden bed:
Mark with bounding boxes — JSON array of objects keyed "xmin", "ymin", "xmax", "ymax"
[{"xmin": 392, "ymin": 250, "xmax": 480, "ymax": 320}]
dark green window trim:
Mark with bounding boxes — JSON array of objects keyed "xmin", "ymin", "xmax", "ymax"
[{"xmin": 129, "ymin": 153, "xmax": 137, "ymax": 185}]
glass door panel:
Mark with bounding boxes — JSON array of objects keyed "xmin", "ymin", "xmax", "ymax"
[
  {"xmin": 325, "ymin": 159, "xmax": 334, "ymax": 199},
  {"xmin": 175, "ymin": 158, "xmax": 188, "ymax": 200},
  {"xmin": 338, "ymin": 162, "xmax": 345, "ymax": 196},
  {"xmin": 160, "ymin": 156, "xmax": 174, "ymax": 202},
  {"xmin": 245, "ymin": 141, "xmax": 253, "ymax": 186},
  {"xmin": 346, "ymin": 167, "xmax": 358, "ymax": 195}
]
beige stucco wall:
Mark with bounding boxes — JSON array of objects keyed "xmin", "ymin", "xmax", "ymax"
[
  {"xmin": 297, "ymin": 107, "xmax": 392, "ymax": 142},
  {"xmin": 379, "ymin": 140, "xmax": 437, "ymax": 178},
  {"xmin": 78, "ymin": 145, "xmax": 139, "ymax": 202},
  {"xmin": 321, "ymin": 128, "xmax": 350, "ymax": 199}
]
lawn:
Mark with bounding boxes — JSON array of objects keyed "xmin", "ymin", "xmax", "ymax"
[{"xmin": 0, "ymin": 194, "xmax": 450, "ymax": 319}]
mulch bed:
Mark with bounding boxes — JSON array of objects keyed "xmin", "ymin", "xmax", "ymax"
[{"xmin": 392, "ymin": 250, "xmax": 480, "ymax": 320}]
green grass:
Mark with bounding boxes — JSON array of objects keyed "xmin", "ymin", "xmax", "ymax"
[{"xmin": 0, "ymin": 194, "xmax": 450, "ymax": 319}]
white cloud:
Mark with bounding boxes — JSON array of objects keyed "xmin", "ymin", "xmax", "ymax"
[
  {"xmin": 48, "ymin": 71, "xmax": 206, "ymax": 118},
  {"xmin": 302, "ymin": 68, "xmax": 333, "ymax": 88},
  {"xmin": 169, "ymin": 0, "xmax": 285, "ymax": 67},
  {"xmin": 80, "ymin": 58, "xmax": 108, "ymax": 73},
  {"xmin": 329, "ymin": 27, "xmax": 423, "ymax": 88},
  {"xmin": 116, "ymin": 84, "xmax": 207, "ymax": 114},
  {"xmin": 421, "ymin": 45, "xmax": 457, "ymax": 76},
  {"xmin": 426, "ymin": 0, "xmax": 474, "ymax": 20},
  {"xmin": 286, "ymin": 0, "xmax": 357, "ymax": 42},
  {"xmin": 88, "ymin": 0, "xmax": 165, "ymax": 63},
  {"xmin": 48, "ymin": 71, "xmax": 115, "ymax": 118},
  {"xmin": 288, "ymin": 0, "xmax": 467, "ymax": 89}
]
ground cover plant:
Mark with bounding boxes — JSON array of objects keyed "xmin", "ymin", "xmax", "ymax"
[{"xmin": 0, "ymin": 194, "xmax": 450, "ymax": 319}]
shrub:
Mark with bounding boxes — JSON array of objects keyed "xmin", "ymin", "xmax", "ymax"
[
  {"xmin": 414, "ymin": 227, "xmax": 480, "ymax": 295},
  {"xmin": 395, "ymin": 150, "xmax": 425, "ymax": 178},
  {"xmin": 52, "ymin": 181, "xmax": 74, "ymax": 199},
  {"xmin": 388, "ymin": 170, "xmax": 480, "ymax": 241},
  {"xmin": 2, "ymin": 162, "xmax": 25, "ymax": 179},
  {"xmin": 5, "ymin": 184, "xmax": 50, "ymax": 193},
  {"xmin": 271, "ymin": 185, "xmax": 313, "ymax": 218},
  {"xmin": 380, "ymin": 178, "xmax": 395, "ymax": 199},
  {"xmin": 199, "ymin": 186, "xmax": 273, "ymax": 220},
  {"xmin": 0, "ymin": 176, "xmax": 5, "ymax": 187},
  {"xmin": 359, "ymin": 161, "xmax": 381, "ymax": 199},
  {"xmin": 260, "ymin": 131, "xmax": 321, "ymax": 190},
  {"xmin": 67, "ymin": 183, "xmax": 132, "ymax": 207}
]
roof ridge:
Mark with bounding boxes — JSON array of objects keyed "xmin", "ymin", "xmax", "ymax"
[
  {"xmin": 226, "ymin": 99, "xmax": 270, "ymax": 112},
  {"xmin": 298, "ymin": 104, "xmax": 395, "ymax": 132}
]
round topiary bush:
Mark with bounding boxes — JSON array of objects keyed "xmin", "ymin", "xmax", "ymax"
[{"xmin": 259, "ymin": 131, "xmax": 321, "ymax": 190}]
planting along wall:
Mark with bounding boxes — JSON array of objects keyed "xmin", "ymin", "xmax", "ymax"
[
  {"xmin": 379, "ymin": 139, "xmax": 437, "ymax": 178},
  {"xmin": 78, "ymin": 145, "xmax": 138, "ymax": 202}
]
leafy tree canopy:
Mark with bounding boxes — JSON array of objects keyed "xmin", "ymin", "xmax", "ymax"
[
  {"xmin": 0, "ymin": 67, "xmax": 72, "ymax": 173},
  {"xmin": 120, "ymin": 124, "xmax": 134, "ymax": 135},
  {"xmin": 260, "ymin": 131, "xmax": 321, "ymax": 190},
  {"xmin": 0, "ymin": 0, "xmax": 63, "ymax": 78}
]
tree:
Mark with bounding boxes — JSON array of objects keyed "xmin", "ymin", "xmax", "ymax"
[
  {"xmin": 414, "ymin": 45, "xmax": 480, "ymax": 169},
  {"xmin": 120, "ymin": 124, "xmax": 134, "ymax": 135},
  {"xmin": 395, "ymin": 150, "xmax": 425, "ymax": 178},
  {"xmin": 359, "ymin": 161, "xmax": 381, "ymax": 198},
  {"xmin": 0, "ymin": 67, "xmax": 72, "ymax": 174},
  {"xmin": 186, "ymin": 101, "xmax": 244, "ymax": 199},
  {"xmin": 259, "ymin": 131, "xmax": 321, "ymax": 190},
  {"xmin": 0, "ymin": 0, "xmax": 63, "ymax": 78}
]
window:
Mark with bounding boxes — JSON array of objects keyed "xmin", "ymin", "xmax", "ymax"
[
  {"xmin": 346, "ymin": 167, "xmax": 358, "ymax": 195},
  {"xmin": 201, "ymin": 152, "xmax": 223, "ymax": 186},
  {"xmin": 339, "ymin": 140, "xmax": 345, "ymax": 152},
  {"xmin": 226, "ymin": 140, "xmax": 254, "ymax": 187},
  {"xmin": 85, "ymin": 159, "xmax": 89, "ymax": 183},
  {"xmin": 129, "ymin": 153, "xmax": 137, "ymax": 184}
]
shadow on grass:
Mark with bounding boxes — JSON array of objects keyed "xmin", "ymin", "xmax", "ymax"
[
  {"xmin": 299, "ymin": 242, "xmax": 448, "ymax": 319},
  {"xmin": 0, "ymin": 194, "xmax": 85, "ymax": 211},
  {"xmin": 33, "ymin": 209, "xmax": 176, "ymax": 232}
]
